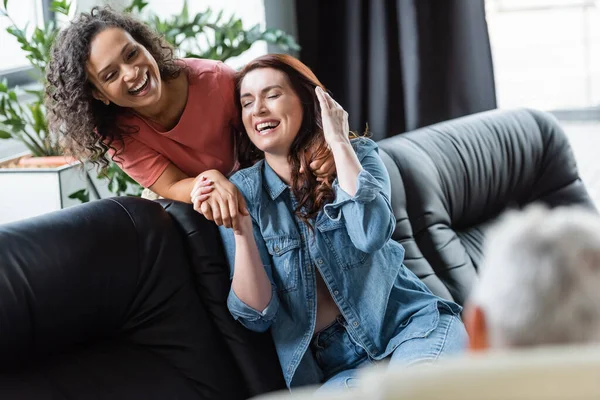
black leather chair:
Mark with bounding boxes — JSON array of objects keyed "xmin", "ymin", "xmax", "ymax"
[{"xmin": 0, "ymin": 109, "xmax": 593, "ymax": 399}]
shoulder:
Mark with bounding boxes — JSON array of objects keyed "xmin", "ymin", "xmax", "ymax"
[
  {"xmin": 182, "ymin": 58, "xmax": 236, "ymax": 84},
  {"xmin": 229, "ymin": 160, "xmax": 265, "ymax": 206},
  {"xmin": 350, "ymin": 136, "xmax": 378, "ymax": 161}
]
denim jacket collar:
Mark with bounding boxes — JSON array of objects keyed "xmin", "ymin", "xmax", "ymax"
[{"xmin": 262, "ymin": 160, "xmax": 289, "ymax": 200}]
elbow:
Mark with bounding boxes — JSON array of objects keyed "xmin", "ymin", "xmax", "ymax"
[
  {"xmin": 353, "ymin": 213, "xmax": 395, "ymax": 253},
  {"xmin": 355, "ymin": 236, "xmax": 388, "ymax": 253},
  {"xmin": 240, "ymin": 319, "xmax": 273, "ymax": 333}
]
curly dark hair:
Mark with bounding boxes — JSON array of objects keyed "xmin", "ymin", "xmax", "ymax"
[
  {"xmin": 45, "ymin": 6, "xmax": 183, "ymax": 169},
  {"xmin": 236, "ymin": 54, "xmax": 355, "ymax": 225}
]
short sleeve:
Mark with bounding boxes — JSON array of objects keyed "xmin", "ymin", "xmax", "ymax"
[
  {"xmin": 216, "ymin": 62, "xmax": 241, "ymax": 132},
  {"xmin": 108, "ymin": 135, "xmax": 170, "ymax": 188}
]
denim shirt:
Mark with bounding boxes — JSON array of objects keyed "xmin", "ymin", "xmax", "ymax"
[{"xmin": 219, "ymin": 138, "xmax": 461, "ymax": 388}]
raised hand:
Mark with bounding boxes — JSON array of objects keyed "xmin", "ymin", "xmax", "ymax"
[{"xmin": 315, "ymin": 86, "xmax": 350, "ymax": 147}]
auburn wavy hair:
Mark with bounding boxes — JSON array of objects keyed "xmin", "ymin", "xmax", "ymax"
[
  {"xmin": 235, "ymin": 54, "xmax": 352, "ymax": 225},
  {"xmin": 45, "ymin": 6, "xmax": 183, "ymax": 169}
]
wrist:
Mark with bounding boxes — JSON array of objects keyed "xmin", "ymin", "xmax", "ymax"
[
  {"xmin": 234, "ymin": 215, "xmax": 253, "ymax": 237},
  {"xmin": 329, "ymin": 140, "xmax": 353, "ymax": 153}
]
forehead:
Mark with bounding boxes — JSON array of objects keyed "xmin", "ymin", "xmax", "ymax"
[
  {"xmin": 87, "ymin": 27, "xmax": 135, "ymax": 70},
  {"xmin": 240, "ymin": 68, "xmax": 290, "ymax": 93}
]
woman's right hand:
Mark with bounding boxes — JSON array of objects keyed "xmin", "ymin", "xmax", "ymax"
[
  {"xmin": 190, "ymin": 169, "xmax": 249, "ymax": 233},
  {"xmin": 316, "ymin": 86, "xmax": 350, "ymax": 147}
]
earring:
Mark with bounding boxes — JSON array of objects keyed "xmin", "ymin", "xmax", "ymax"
[{"xmin": 103, "ymin": 100, "xmax": 110, "ymax": 106}]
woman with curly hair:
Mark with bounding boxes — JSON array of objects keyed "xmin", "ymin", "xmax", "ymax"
[
  {"xmin": 45, "ymin": 7, "xmax": 332, "ymax": 231},
  {"xmin": 218, "ymin": 54, "xmax": 467, "ymax": 391}
]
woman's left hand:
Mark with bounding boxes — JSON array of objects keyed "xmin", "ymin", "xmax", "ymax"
[
  {"xmin": 300, "ymin": 149, "xmax": 336, "ymax": 182},
  {"xmin": 315, "ymin": 86, "xmax": 350, "ymax": 147}
]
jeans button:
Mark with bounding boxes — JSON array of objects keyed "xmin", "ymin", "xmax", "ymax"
[
  {"xmin": 333, "ymin": 290, "xmax": 339, "ymax": 296},
  {"xmin": 353, "ymin": 321, "xmax": 359, "ymax": 327}
]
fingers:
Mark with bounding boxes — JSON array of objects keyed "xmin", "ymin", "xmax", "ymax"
[
  {"xmin": 219, "ymin": 199, "xmax": 231, "ymax": 229},
  {"xmin": 191, "ymin": 185, "xmax": 214, "ymax": 200},
  {"xmin": 321, "ymin": 88, "xmax": 337, "ymax": 110},
  {"xmin": 228, "ymin": 195, "xmax": 239, "ymax": 232},
  {"xmin": 210, "ymin": 200, "xmax": 222, "ymax": 226},
  {"xmin": 200, "ymin": 201, "xmax": 213, "ymax": 221},
  {"xmin": 326, "ymin": 93, "xmax": 343, "ymax": 110},
  {"xmin": 312, "ymin": 156, "xmax": 335, "ymax": 177},
  {"xmin": 192, "ymin": 193, "xmax": 211, "ymax": 204},
  {"xmin": 237, "ymin": 191, "xmax": 249, "ymax": 216},
  {"xmin": 315, "ymin": 86, "xmax": 330, "ymax": 112},
  {"xmin": 198, "ymin": 176, "xmax": 213, "ymax": 186}
]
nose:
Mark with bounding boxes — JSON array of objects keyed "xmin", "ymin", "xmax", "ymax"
[
  {"xmin": 252, "ymin": 97, "xmax": 268, "ymax": 116},
  {"xmin": 123, "ymin": 64, "xmax": 139, "ymax": 82}
]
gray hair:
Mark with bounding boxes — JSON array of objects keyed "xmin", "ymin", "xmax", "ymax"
[{"xmin": 470, "ymin": 204, "xmax": 600, "ymax": 348}]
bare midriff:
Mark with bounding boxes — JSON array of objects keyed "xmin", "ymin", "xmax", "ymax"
[{"xmin": 314, "ymin": 271, "xmax": 341, "ymax": 334}]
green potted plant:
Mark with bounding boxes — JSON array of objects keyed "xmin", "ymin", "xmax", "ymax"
[
  {"xmin": 0, "ymin": 0, "xmax": 299, "ymax": 218},
  {"xmin": 0, "ymin": 0, "xmax": 101, "ymax": 224}
]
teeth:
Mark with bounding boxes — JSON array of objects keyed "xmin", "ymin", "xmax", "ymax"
[
  {"xmin": 257, "ymin": 122, "xmax": 278, "ymax": 131},
  {"xmin": 130, "ymin": 73, "xmax": 148, "ymax": 92}
]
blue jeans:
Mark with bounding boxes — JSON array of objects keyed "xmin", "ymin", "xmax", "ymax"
[{"xmin": 312, "ymin": 312, "xmax": 468, "ymax": 392}]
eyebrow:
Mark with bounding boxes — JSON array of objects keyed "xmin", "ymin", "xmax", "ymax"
[
  {"xmin": 240, "ymin": 85, "xmax": 283, "ymax": 98},
  {"xmin": 97, "ymin": 43, "xmax": 131, "ymax": 78}
]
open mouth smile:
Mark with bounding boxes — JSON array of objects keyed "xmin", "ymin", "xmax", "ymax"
[
  {"xmin": 128, "ymin": 72, "xmax": 150, "ymax": 96},
  {"xmin": 255, "ymin": 120, "xmax": 281, "ymax": 135}
]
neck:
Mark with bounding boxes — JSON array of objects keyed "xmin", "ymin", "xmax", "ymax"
[
  {"xmin": 134, "ymin": 74, "xmax": 183, "ymax": 121},
  {"xmin": 265, "ymin": 153, "xmax": 292, "ymax": 185}
]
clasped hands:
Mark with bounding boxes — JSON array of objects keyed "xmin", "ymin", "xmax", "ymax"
[{"xmin": 190, "ymin": 158, "xmax": 335, "ymax": 234}]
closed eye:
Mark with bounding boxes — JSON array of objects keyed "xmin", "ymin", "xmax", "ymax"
[
  {"xmin": 242, "ymin": 101, "xmax": 253, "ymax": 108},
  {"xmin": 267, "ymin": 94, "xmax": 280, "ymax": 99}
]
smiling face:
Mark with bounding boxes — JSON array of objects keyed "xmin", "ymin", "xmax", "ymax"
[
  {"xmin": 86, "ymin": 27, "xmax": 162, "ymax": 110},
  {"xmin": 239, "ymin": 68, "xmax": 304, "ymax": 158}
]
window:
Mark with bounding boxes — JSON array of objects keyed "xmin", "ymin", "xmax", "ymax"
[
  {"xmin": 0, "ymin": 0, "xmax": 50, "ymax": 85},
  {"xmin": 486, "ymin": 0, "xmax": 600, "ymax": 113}
]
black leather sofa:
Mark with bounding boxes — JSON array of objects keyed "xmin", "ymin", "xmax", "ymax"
[{"xmin": 0, "ymin": 109, "xmax": 594, "ymax": 399}]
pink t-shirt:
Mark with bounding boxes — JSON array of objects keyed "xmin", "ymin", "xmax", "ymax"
[{"xmin": 110, "ymin": 58, "xmax": 238, "ymax": 188}]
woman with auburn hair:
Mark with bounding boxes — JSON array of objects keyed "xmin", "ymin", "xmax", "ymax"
[
  {"xmin": 217, "ymin": 54, "xmax": 467, "ymax": 391},
  {"xmin": 46, "ymin": 7, "xmax": 332, "ymax": 231}
]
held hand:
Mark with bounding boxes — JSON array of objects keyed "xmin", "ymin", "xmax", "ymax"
[
  {"xmin": 190, "ymin": 169, "xmax": 249, "ymax": 232},
  {"xmin": 190, "ymin": 176, "xmax": 214, "ymax": 203},
  {"xmin": 315, "ymin": 86, "xmax": 350, "ymax": 147}
]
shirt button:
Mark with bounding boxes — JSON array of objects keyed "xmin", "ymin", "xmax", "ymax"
[
  {"xmin": 317, "ymin": 259, "xmax": 324, "ymax": 265},
  {"xmin": 274, "ymin": 245, "xmax": 280, "ymax": 252},
  {"xmin": 353, "ymin": 321, "xmax": 359, "ymax": 327},
  {"xmin": 333, "ymin": 290, "xmax": 339, "ymax": 296}
]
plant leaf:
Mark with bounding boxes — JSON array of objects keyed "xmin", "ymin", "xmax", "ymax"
[
  {"xmin": 0, "ymin": 129, "xmax": 12, "ymax": 139},
  {"xmin": 68, "ymin": 188, "xmax": 90, "ymax": 203},
  {"xmin": 50, "ymin": 0, "xmax": 71, "ymax": 16}
]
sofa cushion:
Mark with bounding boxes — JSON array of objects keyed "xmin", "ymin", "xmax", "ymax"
[
  {"xmin": 159, "ymin": 199, "xmax": 287, "ymax": 396},
  {"xmin": 0, "ymin": 197, "xmax": 247, "ymax": 399},
  {"xmin": 378, "ymin": 109, "xmax": 595, "ymax": 304}
]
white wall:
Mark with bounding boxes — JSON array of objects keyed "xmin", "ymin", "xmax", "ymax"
[{"xmin": 121, "ymin": 0, "xmax": 267, "ymax": 69}]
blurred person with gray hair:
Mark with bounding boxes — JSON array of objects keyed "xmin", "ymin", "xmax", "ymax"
[{"xmin": 464, "ymin": 205, "xmax": 600, "ymax": 350}]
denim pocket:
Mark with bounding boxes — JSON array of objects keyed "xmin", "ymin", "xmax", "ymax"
[
  {"xmin": 313, "ymin": 322, "xmax": 368, "ymax": 379},
  {"xmin": 265, "ymin": 236, "xmax": 301, "ymax": 293},
  {"xmin": 317, "ymin": 218, "xmax": 369, "ymax": 270}
]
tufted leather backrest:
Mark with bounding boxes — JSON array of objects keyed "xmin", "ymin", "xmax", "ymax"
[{"xmin": 378, "ymin": 109, "xmax": 595, "ymax": 305}]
